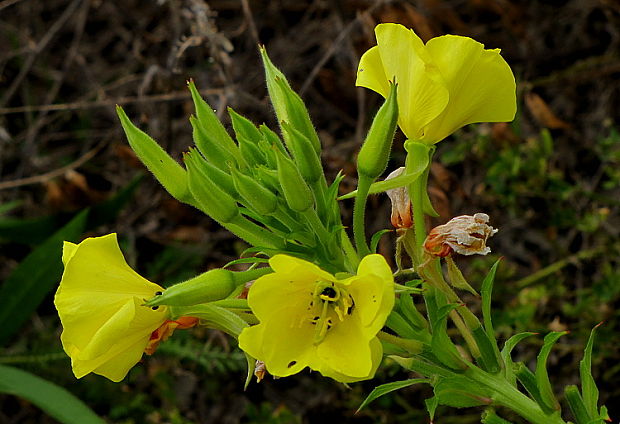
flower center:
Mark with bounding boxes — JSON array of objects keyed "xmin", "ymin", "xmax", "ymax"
[{"xmin": 309, "ymin": 281, "xmax": 355, "ymax": 345}]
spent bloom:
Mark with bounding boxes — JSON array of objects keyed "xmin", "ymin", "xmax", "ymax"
[
  {"xmin": 424, "ymin": 213, "xmax": 498, "ymax": 257},
  {"xmin": 55, "ymin": 233, "xmax": 195, "ymax": 382},
  {"xmin": 385, "ymin": 167, "xmax": 412, "ymax": 229},
  {"xmin": 356, "ymin": 23, "xmax": 516, "ymax": 143},
  {"xmin": 238, "ymin": 254, "xmax": 394, "ymax": 383}
]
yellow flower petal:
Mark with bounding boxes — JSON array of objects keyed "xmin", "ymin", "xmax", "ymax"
[
  {"xmin": 55, "ymin": 233, "xmax": 168, "ymax": 382},
  {"xmin": 240, "ymin": 254, "xmax": 394, "ymax": 382},
  {"xmin": 374, "ymin": 23, "xmax": 449, "ymax": 139},
  {"xmin": 356, "ymin": 46, "xmax": 390, "ymax": 97},
  {"xmin": 316, "ymin": 315, "xmax": 372, "ymax": 377},
  {"xmin": 346, "ymin": 254, "xmax": 395, "ymax": 335},
  {"xmin": 317, "ymin": 337, "xmax": 383, "ymax": 383},
  {"xmin": 239, "ymin": 306, "xmax": 316, "ymax": 377},
  {"xmin": 422, "ymin": 35, "xmax": 517, "ymax": 142}
]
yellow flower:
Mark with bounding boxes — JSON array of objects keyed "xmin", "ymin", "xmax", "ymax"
[
  {"xmin": 356, "ymin": 23, "xmax": 516, "ymax": 144},
  {"xmin": 238, "ymin": 254, "xmax": 394, "ymax": 383},
  {"xmin": 54, "ymin": 233, "xmax": 168, "ymax": 382}
]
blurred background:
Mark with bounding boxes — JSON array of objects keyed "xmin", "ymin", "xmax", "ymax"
[{"xmin": 1, "ymin": 0, "xmax": 619, "ymax": 423}]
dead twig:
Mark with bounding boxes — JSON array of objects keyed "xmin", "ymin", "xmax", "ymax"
[
  {"xmin": 0, "ymin": 88, "xmax": 225, "ymax": 115},
  {"xmin": 0, "ymin": 0, "xmax": 84, "ymax": 108},
  {"xmin": 0, "ymin": 140, "xmax": 105, "ymax": 190}
]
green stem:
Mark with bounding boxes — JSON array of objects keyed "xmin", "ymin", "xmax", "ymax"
[
  {"xmin": 353, "ymin": 174, "xmax": 373, "ymax": 257},
  {"xmin": 410, "ymin": 174, "xmax": 427, "ymax": 251},
  {"xmin": 377, "ymin": 331, "xmax": 423, "ymax": 354},
  {"xmin": 466, "ymin": 366, "xmax": 566, "ymax": 424}
]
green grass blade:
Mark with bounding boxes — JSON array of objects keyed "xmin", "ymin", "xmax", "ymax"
[
  {"xmin": 0, "ymin": 364, "xmax": 105, "ymax": 424},
  {"xmin": 0, "ymin": 209, "xmax": 88, "ymax": 345}
]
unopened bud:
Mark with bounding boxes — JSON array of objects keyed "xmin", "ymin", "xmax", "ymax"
[
  {"xmin": 231, "ymin": 168, "xmax": 278, "ymax": 215},
  {"xmin": 274, "ymin": 148, "xmax": 314, "ymax": 212},
  {"xmin": 385, "ymin": 167, "xmax": 412, "ymax": 229},
  {"xmin": 424, "ymin": 213, "xmax": 498, "ymax": 257},
  {"xmin": 357, "ymin": 82, "xmax": 398, "ymax": 179},
  {"xmin": 146, "ymin": 268, "xmax": 236, "ymax": 307}
]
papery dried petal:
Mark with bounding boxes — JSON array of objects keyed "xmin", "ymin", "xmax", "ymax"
[
  {"xmin": 424, "ymin": 213, "xmax": 497, "ymax": 257},
  {"xmin": 385, "ymin": 167, "xmax": 413, "ymax": 229}
]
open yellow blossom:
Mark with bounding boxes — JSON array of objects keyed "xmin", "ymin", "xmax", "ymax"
[
  {"xmin": 55, "ymin": 233, "xmax": 169, "ymax": 382},
  {"xmin": 356, "ymin": 23, "xmax": 516, "ymax": 143},
  {"xmin": 238, "ymin": 254, "xmax": 394, "ymax": 383}
]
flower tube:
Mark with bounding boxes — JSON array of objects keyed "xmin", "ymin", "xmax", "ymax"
[
  {"xmin": 238, "ymin": 254, "xmax": 394, "ymax": 383},
  {"xmin": 356, "ymin": 23, "xmax": 516, "ymax": 144}
]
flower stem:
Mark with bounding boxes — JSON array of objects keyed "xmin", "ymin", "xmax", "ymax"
[{"xmin": 353, "ymin": 174, "xmax": 373, "ymax": 257}]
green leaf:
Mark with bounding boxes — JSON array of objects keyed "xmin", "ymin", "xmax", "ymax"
[
  {"xmin": 0, "ymin": 210, "xmax": 88, "ymax": 345},
  {"xmin": 514, "ymin": 362, "xmax": 555, "ymax": 414},
  {"xmin": 223, "ymin": 257, "xmax": 270, "ymax": 268},
  {"xmin": 580, "ymin": 323, "xmax": 602, "ymax": 418},
  {"xmin": 433, "ymin": 375, "xmax": 490, "ymax": 408},
  {"xmin": 425, "ymin": 396, "xmax": 439, "ymax": 422},
  {"xmin": 431, "ymin": 303, "xmax": 467, "ymax": 370},
  {"xmin": 0, "ymin": 364, "xmax": 105, "ymax": 424},
  {"xmin": 482, "ymin": 409, "xmax": 513, "ymax": 424},
  {"xmin": 481, "ymin": 260, "xmax": 501, "ymax": 340},
  {"xmin": 565, "ymin": 384, "xmax": 592, "ymax": 424},
  {"xmin": 357, "ymin": 378, "xmax": 429, "ymax": 411},
  {"xmin": 446, "ymin": 256, "xmax": 478, "ymax": 296},
  {"xmin": 370, "ymin": 229, "xmax": 392, "ymax": 253},
  {"xmin": 0, "ymin": 199, "xmax": 21, "ymax": 215},
  {"xmin": 338, "ymin": 146, "xmax": 429, "ymax": 200},
  {"xmin": 501, "ymin": 332, "xmax": 537, "ymax": 386},
  {"xmin": 474, "ymin": 259, "xmax": 502, "ymax": 373},
  {"xmin": 535, "ymin": 331, "xmax": 567, "ymax": 411}
]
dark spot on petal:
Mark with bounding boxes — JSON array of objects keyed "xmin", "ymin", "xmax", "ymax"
[
  {"xmin": 288, "ymin": 361, "xmax": 297, "ymax": 368},
  {"xmin": 155, "ymin": 291, "xmax": 162, "ymax": 296},
  {"xmin": 151, "ymin": 306, "xmax": 159, "ymax": 310}
]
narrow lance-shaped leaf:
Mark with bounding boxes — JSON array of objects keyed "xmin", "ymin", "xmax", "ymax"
[
  {"xmin": 565, "ymin": 385, "xmax": 592, "ymax": 424},
  {"xmin": 0, "ymin": 364, "xmax": 105, "ymax": 424},
  {"xmin": 501, "ymin": 332, "xmax": 537, "ymax": 387},
  {"xmin": 357, "ymin": 379, "xmax": 429, "ymax": 412},
  {"xmin": 535, "ymin": 331, "xmax": 568, "ymax": 411},
  {"xmin": 580, "ymin": 323, "xmax": 603, "ymax": 418},
  {"xmin": 0, "ymin": 209, "xmax": 88, "ymax": 345},
  {"xmin": 338, "ymin": 141, "xmax": 430, "ymax": 200}
]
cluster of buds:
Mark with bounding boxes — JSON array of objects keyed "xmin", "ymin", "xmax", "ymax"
[{"xmin": 424, "ymin": 213, "xmax": 498, "ymax": 257}]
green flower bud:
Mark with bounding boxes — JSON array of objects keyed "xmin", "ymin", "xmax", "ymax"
[
  {"xmin": 190, "ymin": 115, "xmax": 239, "ymax": 171},
  {"xmin": 189, "ymin": 149, "xmax": 238, "ymax": 198},
  {"xmin": 259, "ymin": 124, "xmax": 287, "ymax": 154},
  {"xmin": 231, "ymin": 168, "xmax": 278, "ymax": 215},
  {"xmin": 146, "ymin": 267, "xmax": 272, "ymax": 307},
  {"xmin": 116, "ymin": 106, "xmax": 193, "ymax": 204},
  {"xmin": 260, "ymin": 46, "xmax": 321, "ymax": 155},
  {"xmin": 281, "ymin": 121, "xmax": 323, "ymax": 184},
  {"xmin": 228, "ymin": 108, "xmax": 266, "ymax": 166},
  {"xmin": 146, "ymin": 269, "xmax": 235, "ymax": 307},
  {"xmin": 357, "ymin": 82, "xmax": 398, "ymax": 179},
  {"xmin": 255, "ymin": 166, "xmax": 281, "ymax": 192},
  {"xmin": 274, "ymin": 148, "xmax": 314, "ymax": 212},
  {"xmin": 185, "ymin": 149, "xmax": 239, "ymax": 223},
  {"xmin": 187, "ymin": 80, "xmax": 244, "ymax": 166}
]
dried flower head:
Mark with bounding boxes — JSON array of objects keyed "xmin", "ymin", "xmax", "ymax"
[
  {"xmin": 385, "ymin": 167, "xmax": 413, "ymax": 229},
  {"xmin": 424, "ymin": 213, "xmax": 497, "ymax": 257}
]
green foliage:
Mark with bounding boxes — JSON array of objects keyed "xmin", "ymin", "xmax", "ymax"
[
  {"xmin": 0, "ymin": 365, "xmax": 104, "ymax": 424},
  {"xmin": 357, "ymin": 378, "xmax": 428, "ymax": 411}
]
